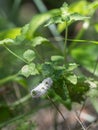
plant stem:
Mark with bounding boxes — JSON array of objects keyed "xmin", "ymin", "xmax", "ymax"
[
  {"xmin": 67, "ymin": 38, "xmax": 98, "ymax": 44},
  {"xmin": 47, "ymin": 94, "xmax": 70, "ymax": 130},
  {"xmin": 69, "ymin": 28, "xmax": 85, "ymax": 52},
  {"xmin": 12, "ymin": 94, "xmax": 31, "ymax": 107},
  {"xmin": 74, "ymin": 113, "xmax": 86, "ymax": 130},
  {"xmin": 93, "ymin": 56, "xmax": 98, "ymax": 75},
  {"xmin": 33, "ymin": 47, "xmax": 44, "ymax": 62},
  {"xmin": 64, "ymin": 22, "xmax": 68, "ymax": 61},
  {"xmin": 0, "ymin": 74, "xmax": 18, "ymax": 86},
  {"xmin": 3, "ymin": 44, "xmax": 28, "ymax": 64}
]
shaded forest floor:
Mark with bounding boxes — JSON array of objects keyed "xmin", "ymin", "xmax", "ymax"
[{"xmin": 1, "ymin": 99, "xmax": 98, "ymax": 130}]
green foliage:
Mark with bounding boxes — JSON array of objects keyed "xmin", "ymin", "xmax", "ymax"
[
  {"xmin": 39, "ymin": 61, "xmax": 90, "ymax": 109},
  {"xmin": 0, "ymin": 27, "xmax": 20, "ymax": 46},
  {"xmin": 32, "ymin": 36, "xmax": 49, "ymax": 47},
  {"xmin": 58, "ymin": 0, "xmax": 98, "ymax": 32},
  {"xmin": 67, "ymin": 63, "xmax": 78, "ymax": 71},
  {"xmin": 0, "ymin": 1, "xmax": 98, "ymax": 113},
  {"xmin": 45, "ymin": 2, "xmax": 89, "ymax": 28},
  {"xmin": 14, "ymin": 76, "xmax": 28, "ymax": 88},
  {"xmin": 26, "ymin": 13, "xmax": 51, "ymax": 39},
  {"xmin": 51, "ymin": 55, "xmax": 64, "ymax": 62},
  {"xmin": 16, "ymin": 120, "xmax": 36, "ymax": 130},
  {"xmin": 66, "ymin": 74, "xmax": 77, "ymax": 85},
  {"xmin": 0, "ymin": 38, "xmax": 14, "ymax": 45},
  {"xmin": 21, "ymin": 63, "xmax": 39, "ymax": 78},
  {"xmin": 23, "ymin": 49, "xmax": 35, "ymax": 62},
  {"xmin": 0, "ymin": 105, "xmax": 12, "ymax": 123},
  {"xmin": 69, "ymin": 0, "xmax": 98, "ymax": 15},
  {"xmin": 71, "ymin": 44, "xmax": 98, "ymax": 74},
  {"xmin": 0, "ymin": 28, "xmax": 21, "ymax": 40}
]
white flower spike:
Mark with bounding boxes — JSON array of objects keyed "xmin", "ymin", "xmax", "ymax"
[{"xmin": 31, "ymin": 77, "xmax": 53, "ymax": 98}]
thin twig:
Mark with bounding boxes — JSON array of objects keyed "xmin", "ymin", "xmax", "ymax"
[
  {"xmin": 79, "ymin": 98, "xmax": 87, "ymax": 118},
  {"xmin": 54, "ymin": 109, "xmax": 58, "ymax": 130},
  {"xmin": 3, "ymin": 44, "xmax": 27, "ymax": 63},
  {"xmin": 0, "ymin": 73, "xmax": 18, "ymax": 86},
  {"xmin": 74, "ymin": 112, "xmax": 86, "ymax": 130},
  {"xmin": 93, "ymin": 56, "xmax": 98, "ymax": 75},
  {"xmin": 47, "ymin": 94, "xmax": 66, "ymax": 121},
  {"xmin": 74, "ymin": 97, "xmax": 88, "ymax": 129},
  {"xmin": 46, "ymin": 94, "xmax": 70, "ymax": 130},
  {"xmin": 64, "ymin": 22, "xmax": 68, "ymax": 61}
]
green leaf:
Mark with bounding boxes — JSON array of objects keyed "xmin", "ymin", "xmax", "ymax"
[
  {"xmin": 67, "ymin": 78, "xmax": 89, "ymax": 103},
  {"xmin": 94, "ymin": 23, "xmax": 98, "ymax": 32},
  {"xmin": 21, "ymin": 63, "xmax": 39, "ymax": 78},
  {"xmin": 0, "ymin": 105, "xmax": 11, "ymax": 123},
  {"xmin": 68, "ymin": 63, "xmax": 78, "ymax": 71},
  {"xmin": 69, "ymin": 1, "xmax": 89, "ymax": 15},
  {"xmin": 23, "ymin": 49, "xmax": 35, "ymax": 62},
  {"xmin": 45, "ymin": 3, "xmax": 69, "ymax": 26},
  {"xmin": 70, "ymin": 13, "xmax": 90, "ymax": 21},
  {"xmin": 61, "ymin": 2, "xmax": 69, "ymax": 11},
  {"xmin": 67, "ymin": 74, "xmax": 77, "ymax": 85},
  {"xmin": 15, "ymin": 24, "xmax": 29, "ymax": 44},
  {"xmin": 0, "ymin": 38, "xmax": 14, "ymax": 45},
  {"xmin": 51, "ymin": 55, "xmax": 64, "ymax": 61},
  {"xmin": 32, "ymin": 36, "xmax": 48, "ymax": 47},
  {"xmin": 58, "ymin": 1, "xmax": 91, "ymax": 33},
  {"xmin": 30, "ymin": 64, "xmax": 39, "ymax": 76},
  {"xmin": 52, "ymin": 78, "xmax": 72, "ymax": 109},
  {"xmin": 45, "ymin": 16, "xmax": 63, "ymax": 26},
  {"xmin": 26, "ymin": 13, "xmax": 51, "ymax": 39},
  {"xmin": 60, "ymin": 2, "xmax": 69, "ymax": 15},
  {"xmin": 58, "ymin": 13, "xmax": 89, "ymax": 32},
  {"xmin": 60, "ymin": 3, "xmax": 70, "ymax": 22},
  {"xmin": 0, "ymin": 28, "xmax": 21, "ymax": 40},
  {"xmin": 41, "ymin": 62, "xmax": 54, "ymax": 77},
  {"xmin": 21, "ymin": 65, "xmax": 31, "ymax": 78},
  {"xmin": 71, "ymin": 44, "xmax": 98, "ymax": 75},
  {"xmin": 69, "ymin": 1, "xmax": 98, "ymax": 16}
]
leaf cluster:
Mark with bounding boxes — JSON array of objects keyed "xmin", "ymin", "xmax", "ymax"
[
  {"xmin": 39, "ymin": 60, "xmax": 89, "ymax": 109},
  {"xmin": 45, "ymin": 2, "xmax": 89, "ymax": 27},
  {"xmin": 0, "ymin": 1, "xmax": 98, "ymax": 111}
]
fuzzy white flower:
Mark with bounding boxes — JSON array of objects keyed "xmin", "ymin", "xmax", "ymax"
[{"xmin": 31, "ymin": 77, "xmax": 53, "ymax": 98}]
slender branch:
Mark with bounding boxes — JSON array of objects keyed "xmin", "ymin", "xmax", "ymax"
[
  {"xmin": 0, "ymin": 74, "xmax": 18, "ymax": 86},
  {"xmin": 74, "ymin": 112, "xmax": 86, "ymax": 130},
  {"xmin": 12, "ymin": 94, "xmax": 31, "ymax": 107},
  {"xmin": 67, "ymin": 38, "xmax": 98, "ymax": 44},
  {"xmin": 54, "ymin": 109, "xmax": 58, "ymax": 130},
  {"xmin": 33, "ymin": 47, "xmax": 44, "ymax": 62},
  {"xmin": 64, "ymin": 22, "xmax": 68, "ymax": 61},
  {"xmin": 47, "ymin": 37, "xmax": 98, "ymax": 45},
  {"xmin": 47, "ymin": 94, "xmax": 65, "ymax": 120},
  {"xmin": 93, "ymin": 56, "xmax": 98, "ymax": 75},
  {"xmin": 46, "ymin": 94, "xmax": 70, "ymax": 130},
  {"xmin": 79, "ymin": 99, "xmax": 87, "ymax": 118},
  {"xmin": 3, "ymin": 44, "xmax": 28, "ymax": 64}
]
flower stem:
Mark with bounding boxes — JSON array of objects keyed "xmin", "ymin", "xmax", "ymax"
[{"xmin": 3, "ymin": 44, "xmax": 28, "ymax": 64}]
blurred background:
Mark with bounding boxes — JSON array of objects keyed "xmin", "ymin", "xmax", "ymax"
[{"xmin": 0, "ymin": 0, "xmax": 98, "ymax": 130}]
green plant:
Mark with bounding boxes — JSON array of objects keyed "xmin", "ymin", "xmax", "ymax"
[{"xmin": 0, "ymin": 1, "xmax": 98, "ymax": 128}]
